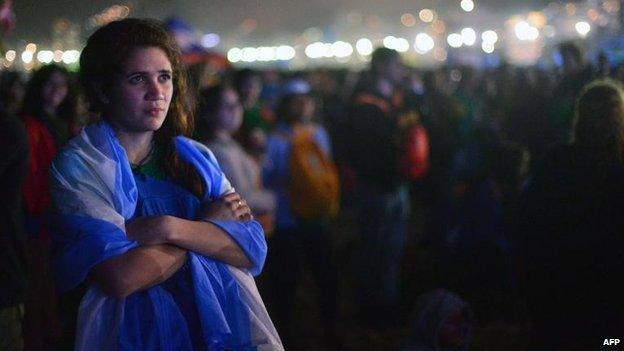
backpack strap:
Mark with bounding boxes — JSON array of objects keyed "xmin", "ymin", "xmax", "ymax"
[{"xmin": 273, "ymin": 124, "xmax": 317, "ymax": 143}]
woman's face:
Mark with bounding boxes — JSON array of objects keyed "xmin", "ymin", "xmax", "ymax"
[
  {"xmin": 41, "ymin": 71, "xmax": 68, "ymax": 111},
  {"xmin": 216, "ymin": 89, "xmax": 243, "ymax": 134},
  {"xmin": 107, "ymin": 46, "xmax": 173, "ymax": 134}
]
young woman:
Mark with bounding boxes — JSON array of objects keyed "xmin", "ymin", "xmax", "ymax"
[
  {"xmin": 196, "ymin": 84, "xmax": 275, "ymax": 234},
  {"xmin": 520, "ymin": 80, "xmax": 624, "ymax": 349},
  {"xmin": 20, "ymin": 64, "xmax": 78, "ymax": 351},
  {"xmin": 50, "ymin": 19, "xmax": 281, "ymax": 350},
  {"xmin": 22, "ymin": 64, "xmax": 78, "ymax": 227}
]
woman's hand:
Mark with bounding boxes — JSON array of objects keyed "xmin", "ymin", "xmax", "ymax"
[
  {"xmin": 201, "ymin": 192, "xmax": 254, "ymax": 222},
  {"xmin": 126, "ymin": 215, "xmax": 177, "ymax": 246}
]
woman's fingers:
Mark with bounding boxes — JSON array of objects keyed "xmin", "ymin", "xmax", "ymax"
[
  {"xmin": 222, "ymin": 192, "xmax": 242, "ymax": 209},
  {"xmin": 203, "ymin": 194, "xmax": 253, "ymax": 221},
  {"xmin": 233, "ymin": 201, "xmax": 253, "ymax": 221}
]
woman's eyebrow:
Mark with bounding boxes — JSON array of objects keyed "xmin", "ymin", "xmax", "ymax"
[
  {"xmin": 125, "ymin": 70, "xmax": 147, "ymax": 78},
  {"xmin": 125, "ymin": 69, "xmax": 172, "ymax": 78}
]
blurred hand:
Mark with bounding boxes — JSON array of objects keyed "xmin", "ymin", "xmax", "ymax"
[
  {"xmin": 126, "ymin": 215, "xmax": 176, "ymax": 246},
  {"xmin": 201, "ymin": 192, "xmax": 253, "ymax": 222}
]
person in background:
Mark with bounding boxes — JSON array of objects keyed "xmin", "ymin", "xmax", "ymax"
[
  {"xmin": 262, "ymin": 78, "xmax": 340, "ymax": 349},
  {"xmin": 0, "ymin": 106, "xmax": 29, "ymax": 351},
  {"xmin": 402, "ymin": 289, "xmax": 472, "ymax": 351},
  {"xmin": 346, "ymin": 47, "xmax": 410, "ymax": 331},
  {"xmin": 548, "ymin": 41, "xmax": 594, "ymax": 145},
  {"xmin": 0, "ymin": 71, "xmax": 25, "ymax": 116},
  {"xmin": 234, "ymin": 68, "xmax": 273, "ymax": 160},
  {"xmin": 20, "ymin": 63, "xmax": 78, "ymax": 351},
  {"xmin": 520, "ymin": 80, "xmax": 624, "ymax": 350},
  {"xmin": 196, "ymin": 83, "xmax": 276, "ymax": 234}
]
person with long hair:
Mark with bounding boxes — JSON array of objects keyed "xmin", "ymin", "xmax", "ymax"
[
  {"xmin": 196, "ymin": 84, "xmax": 276, "ymax": 234},
  {"xmin": 520, "ymin": 80, "xmax": 624, "ymax": 350},
  {"xmin": 20, "ymin": 63, "xmax": 78, "ymax": 351},
  {"xmin": 21, "ymin": 64, "xmax": 78, "ymax": 223},
  {"xmin": 50, "ymin": 19, "xmax": 281, "ymax": 350}
]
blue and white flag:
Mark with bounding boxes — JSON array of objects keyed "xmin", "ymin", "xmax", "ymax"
[{"xmin": 50, "ymin": 121, "xmax": 283, "ymax": 351}]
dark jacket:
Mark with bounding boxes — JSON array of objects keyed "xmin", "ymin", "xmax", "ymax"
[
  {"xmin": 0, "ymin": 115, "xmax": 30, "ymax": 308},
  {"xmin": 519, "ymin": 144, "xmax": 624, "ymax": 346},
  {"xmin": 346, "ymin": 84, "xmax": 403, "ymax": 191}
]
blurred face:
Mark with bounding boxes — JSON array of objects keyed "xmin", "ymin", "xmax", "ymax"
[
  {"xmin": 239, "ymin": 76, "xmax": 262, "ymax": 106},
  {"xmin": 107, "ymin": 46, "xmax": 173, "ymax": 134},
  {"xmin": 288, "ymin": 94, "xmax": 315, "ymax": 123},
  {"xmin": 42, "ymin": 71, "xmax": 68, "ymax": 111},
  {"xmin": 562, "ymin": 52, "xmax": 581, "ymax": 75},
  {"xmin": 385, "ymin": 57, "xmax": 406, "ymax": 85},
  {"xmin": 216, "ymin": 89, "xmax": 243, "ymax": 134},
  {"xmin": 11, "ymin": 80, "xmax": 25, "ymax": 104}
]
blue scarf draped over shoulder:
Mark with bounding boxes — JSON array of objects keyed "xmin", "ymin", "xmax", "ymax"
[{"xmin": 50, "ymin": 122, "xmax": 281, "ymax": 351}]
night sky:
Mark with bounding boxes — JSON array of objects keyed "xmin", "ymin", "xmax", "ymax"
[{"xmin": 8, "ymin": 0, "xmax": 575, "ymax": 46}]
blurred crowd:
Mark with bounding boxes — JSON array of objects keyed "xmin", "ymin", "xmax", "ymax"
[{"xmin": 1, "ymin": 39, "xmax": 623, "ymax": 351}]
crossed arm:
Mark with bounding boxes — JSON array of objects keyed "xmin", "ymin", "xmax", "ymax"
[{"xmin": 92, "ymin": 192, "xmax": 254, "ymax": 299}]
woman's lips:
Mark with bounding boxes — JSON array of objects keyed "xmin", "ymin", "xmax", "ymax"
[{"xmin": 146, "ymin": 108, "xmax": 164, "ymax": 116}]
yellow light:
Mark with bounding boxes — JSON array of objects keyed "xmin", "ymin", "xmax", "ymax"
[
  {"xmin": 62, "ymin": 50, "xmax": 81, "ymax": 64},
  {"xmin": 255, "ymin": 47, "xmax": 274, "ymax": 62},
  {"xmin": 305, "ymin": 42, "xmax": 326, "ymax": 59},
  {"xmin": 241, "ymin": 47, "xmax": 259, "ymax": 62},
  {"xmin": 461, "ymin": 0, "xmax": 475, "ymax": 12},
  {"xmin": 25, "ymin": 43, "xmax": 37, "ymax": 53},
  {"xmin": 21, "ymin": 51, "xmax": 33, "ymax": 64},
  {"xmin": 482, "ymin": 42, "xmax": 495, "ymax": 53},
  {"xmin": 587, "ymin": 9, "xmax": 599, "ymax": 21},
  {"xmin": 414, "ymin": 33, "xmax": 435, "ymax": 54},
  {"xmin": 356, "ymin": 38, "xmax": 373, "ymax": 56},
  {"xmin": 401, "ymin": 13, "xmax": 416, "ymax": 27},
  {"xmin": 276, "ymin": 45, "xmax": 296, "ymax": 60},
  {"xmin": 53, "ymin": 50, "xmax": 64, "ymax": 63},
  {"xmin": 447, "ymin": 33, "xmax": 463, "ymax": 48},
  {"xmin": 527, "ymin": 11, "xmax": 547, "ymax": 28},
  {"xmin": 419, "ymin": 9, "xmax": 435, "ymax": 23},
  {"xmin": 227, "ymin": 48, "xmax": 242, "ymax": 63},
  {"xmin": 482, "ymin": 30, "xmax": 498, "ymax": 44},
  {"xmin": 5, "ymin": 50, "xmax": 16, "ymax": 62},
  {"xmin": 432, "ymin": 20, "xmax": 446, "ymax": 34},
  {"xmin": 575, "ymin": 21, "xmax": 591, "ymax": 37},
  {"xmin": 434, "ymin": 47, "xmax": 447, "ymax": 61},
  {"xmin": 461, "ymin": 27, "xmax": 477, "ymax": 46},
  {"xmin": 37, "ymin": 50, "xmax": 55, "ymax": 64},
  {"xmin": 332, "ymin": 41, "xmax": 353, "ymax": 58}
]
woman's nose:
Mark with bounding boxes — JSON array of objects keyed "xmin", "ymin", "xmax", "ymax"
[{"xmin": 146, "ymin": 79, "xmax": 164, "ymax": 100}]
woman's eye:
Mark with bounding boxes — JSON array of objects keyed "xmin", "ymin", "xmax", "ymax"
[
  {"xmin": 129, "ymin": 75, "xmax": 144, "ymax": 84},
  {"xmin": 159, "ymin": 74, "xmax": 172, "ymax": 82}
]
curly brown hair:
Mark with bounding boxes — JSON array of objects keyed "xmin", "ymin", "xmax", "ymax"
[{"xmin": 80, "ymin": 18, "xmax": 203, "ymax": 196}]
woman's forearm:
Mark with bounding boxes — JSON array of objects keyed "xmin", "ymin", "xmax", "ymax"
[
  {"xmin": 166, "ymin": 218, "xmax": 252, "ymax": 268},
  {"xmin": 91, "ymin": 244, "xmax": 187, "ymax": 299}
]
